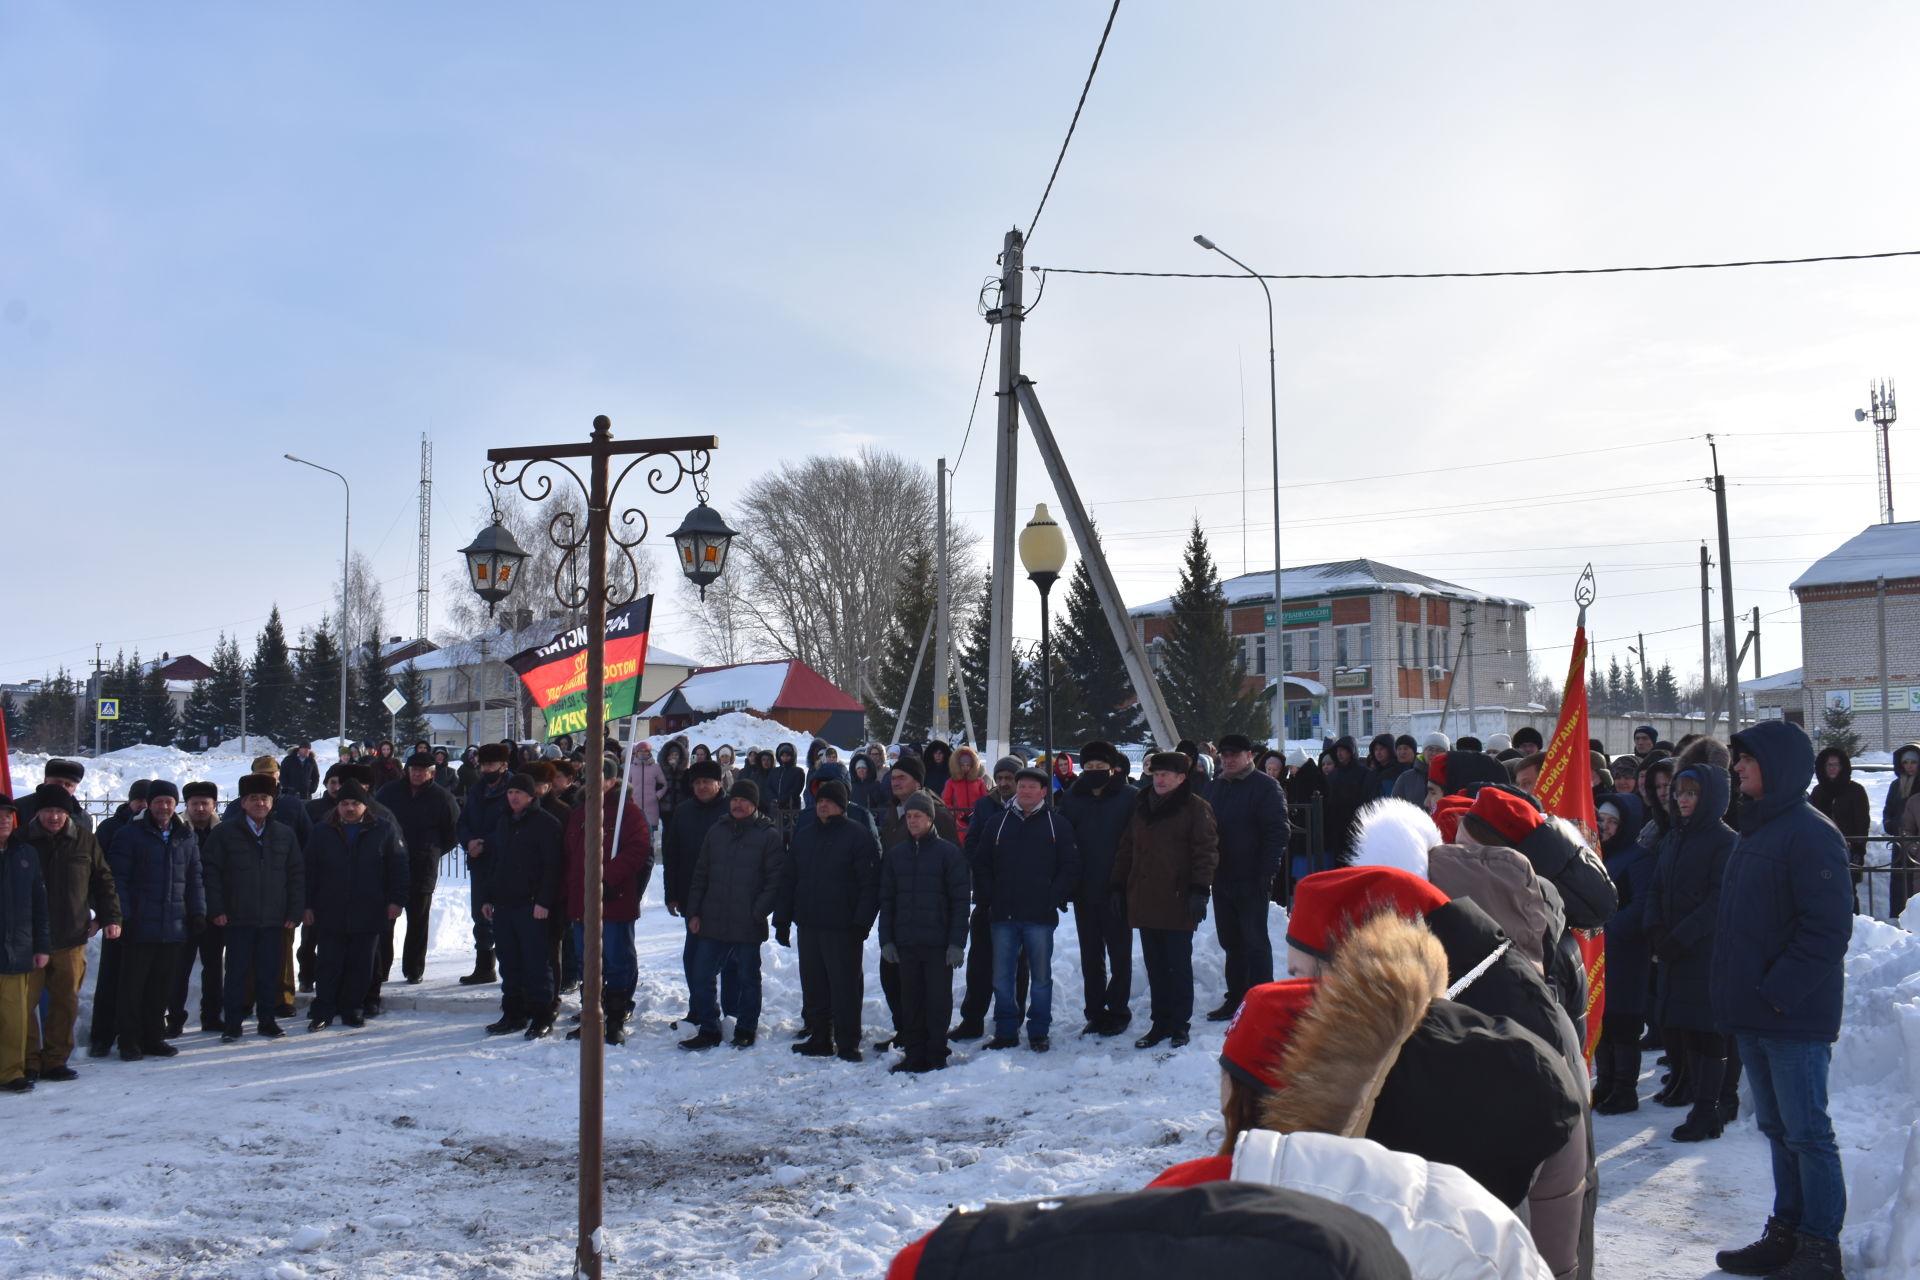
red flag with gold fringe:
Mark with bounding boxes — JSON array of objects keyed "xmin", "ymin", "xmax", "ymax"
[{"xmin": 1536, "ymin": 616, "xmax": 1605, "ymax": 1062}]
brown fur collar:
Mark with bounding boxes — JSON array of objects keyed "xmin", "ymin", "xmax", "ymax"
[
  {"xmin": 1134, "ymin": 778, "xmax": 1194, "ymax": 824},
  {"xmin": 1260, "ymin": 913, "xmax": 1447, "ymax": 1137}
]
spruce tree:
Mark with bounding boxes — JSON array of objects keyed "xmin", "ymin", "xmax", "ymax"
[
  {"xmin": 393, "ymin": 662, "xmax": 430, "ymax": 746},
  {"xmin": 1652, "ymin": 662, "xmax": 1680, "ymax": 714},
  {"xmin": 22, "ymin": 670, "xmax": 80, "ymax": 754},
  {"xmin": 864, "ymin": 540, "xmax": 938, "ymax": 743},
  {"xmin": 183, "ymin": 634, "xmax": 245, "ymax": 750},
  {"xmin": 250, "ymin": 606, "xmax": 299, "ymax": 744},
  {"xmin": 1818, "ymin": 702, "xmax": 1863, "ymax": 759},
  {"xmin": 956, "ymin": 571, "xmax": 1029, "ymax": 753},
  {"xmin": 299, "ymin": 620, "xmax": 344, "ymax": 745},
  {"xmin": 1606, "ymin": 656, "xmax": 1626, "ymax": 716},
  {"xmin": 1053, "ymin": 528, "xmax": 1144, "ymax": 745},
  {"xmin": 352, "ymin": 625, "xmax": 394, "ymax": 744},
  {"xmin": 133, "ymin": 656, "xmax": 179, "ymax": 746},
  {"xmin": 0, "ymin": 691, "xmax": 19, "ymax": 745},
  {"xmin": 1622, "ymin": 661, "xmax": 1642, "ymax": 713},
  {"xmin": 1160, "ymin": 521, "xmax": 1264, "ymax": 745}
]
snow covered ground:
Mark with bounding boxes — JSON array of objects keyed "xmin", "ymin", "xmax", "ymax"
[{"xmin": 5, "ymin": 743, "xmax": 1920, "ymax": 1278}]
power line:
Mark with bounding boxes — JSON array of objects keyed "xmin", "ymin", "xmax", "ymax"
[
  {"xmin": 1030, "ymin": 247, "xmax": 1920, "ymax": 283},
  {"xmin": 1024, "ymin": 0, "xmax": 1122, "ymax": 246},
  {"xmin": 948, "ymin": 327, "xmax": 996, "ymax": 480}
]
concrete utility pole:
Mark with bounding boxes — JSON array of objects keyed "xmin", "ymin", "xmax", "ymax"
[
  {"xmin": 1462, "ymin": 603, "xmax": 1477, "ymax": 740},
  {"xmin": 417, "ymin": 434, "xmax": 433, "ymax": 642},
  {"xmin": 933, "ymin": 457, "xmax": 951, "ymax": 741},
  {"xmin": 1751, "ymin": 607, "xmax": 1762, "ymax": 680},
  {"xmin": 1634, "ymin": 632, "xmax": 1652, "ymax": 718},
  {"xmin": 1700, "ymin": 544, "xmax": 1716, "ymax": 734},
  {"xmin": 985, "ymin": 229, "xmax": 1025, "ymax": 761},
  {"xmin": 1709, "ymin": 439, "xmax": 1741, "ymax": 736},
  {"xmin": 91, "ymin": 644, "xmax": 105, "ymax": 756},
  {"xmin": 1878, "ymin": 576, "xmax": 1893, "ymax": 753}
]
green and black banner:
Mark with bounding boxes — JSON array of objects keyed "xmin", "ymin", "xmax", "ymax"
[{"xmin": 506, "ymin": 596, "xmax": 653, "ymax": 740}]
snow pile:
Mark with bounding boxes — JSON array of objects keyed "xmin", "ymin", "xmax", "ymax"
[
  {"xmin": 1844, "ymin": 916, "xmax": 1920, "ymax": 1276},
  {"xmin": 638, "ymin": 710, "xmax": 829, "ymax": 757}
]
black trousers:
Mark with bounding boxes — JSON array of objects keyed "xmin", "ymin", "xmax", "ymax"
[
  {"xmin": 297, "ymin": 924, "xmax": 318, "ymax": 987},
  {"xmin": 895, "ymin": 944, "xmax": 952, "ymax": 1067},
  {"xmin": 958, "ymin": 904, "xmax": 1024, "ymax": 1025},
  {"xmin": 169, "ymin": 924, "xmax": 225, "ymax": 1028},
  {"xmin": 400, "ymin": 857, "xmax": 439, "ymax": 981},
  {"xmin": 1139, "ymin": 928, "xmax": 1195, "ymax": 1035},
  {"xmin": 311, "ymin": 929, "xmax": 378, "ymax": 1021},
  {"xmin": 798, "ymin": 926, "xmax": 865, "ymax": 1050},
  {"xmin": 116, "ymin": 940, "xmax": 180, "ymax": 1052},
  {"xmin": 87, "ymin": 936, "xmax": 123, "ymax": 1051},
  {"xmin": 1073, "ymin": 894, "xmax": 1132, "ymax": 1024},
  {"xmin": 1212, "ymin": 880, "xmax": 1273, "ymax": 1000}
]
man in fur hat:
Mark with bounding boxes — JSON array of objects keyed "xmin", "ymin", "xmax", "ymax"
[
  {"xmin": 1058, "ymin": 740, "xmax": 1138, "ymax": 1037},
  {"xmin": 167, "ymin": 781, "xmax": 226, "ymax": 1035},
  {"xmin": 1203, "ymin": 734, "xmax": 1289, "ymax": 1023},
  {"xmin": 1113, "ymin": 751, "xmax": 1218, "ymax": 1049},
  {"xmin": 18, "ymin": 759, "xmax": 92, "ymax": 833},
  {"xmin": 203, "ymin": 774, "xmax": 304, "ymax": 1041},
  {"xmin": 105, "ymin": 781, "xmax": 204, "ymax": 1061},
  {"xmin": 20, "ymin": 787, "xmax": 117, "ymax": 1082},
  {"xmin": 456, "ymin": 741, "xmax": 516, "ymax": 985}
]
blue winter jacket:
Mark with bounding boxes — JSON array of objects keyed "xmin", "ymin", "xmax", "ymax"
[
  {"xmin": 1710, "ymin": 720, "xmax": 1854, "ymax": 1042},
  {"xmin": 879, "ymin": 833, "xmax": 971, "ymax": 950},
  {"xmin": 974, "ymin": 802, "xmax": 1079, "ymax": 925},
  {"xmin": 456, "ymin": 773, "xmax": 512, "ymax": 849},
  {"xmin": 107, "ymin": 814, "xmax": 206, "ymax": 944},
  {"xmin": 0, "ymin": 838, "xmax": 51, "ymax": 973},
  {"xmin": 1600, "ymin": 835, "xmax": 1658, "ymax": 1020},
  {"xmin": 1204, "ymin": 767, "xmax": 1291, "ymax": 887}
]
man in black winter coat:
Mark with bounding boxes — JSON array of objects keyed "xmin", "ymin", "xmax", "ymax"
[
  {"xmin": 170, "ymin": 782, "xmax": 227, "ymax": 1035},
  {"xmin": 84, "ymin": 780, "xmax": 149, "ymax": 1057},
  {"xmin": 1321, "ymin": 736, "xmax": 1372, "ymax": 865},
  {"xmin": 455, "ymin": 743, "xmax": 514, "ymax": 984},
  {"xmin": 477, "ymin": 775, "xmax": 565, "ymax": 1038},
  {"xmin": 879, "ymin": 794, "xmax": 970, "ymax": 1074},
  {"xmin": 1057, "ymin": 740, "xmax": 1137, "ymax": 1036},
  {"xmin": 303, "ymin": 783, "xmax": 407, "ymax": 1031},
  {"xmin": 1203, "ymin": 733, "xmax": 1291, "ymax": 1020},
  {"xmin": 203, "ymin": 775, "xmax": 304, "ymax": 1040},
  {"xmin": 105, "ymin": 782, "xmax": 204, "ymax": 1062},
  {"xmin": 280, "ymin": 743, "xmax": 321, "ymax": 799},
  {"xmin": 681, "ymin": 780, "xmax": 789, "ymax": 1049},
  {"xmin": 375, "ymin": 753, "xmax": 461, "ymax": 985},
  {"xmin": 976, "ymin": 769, "xmax": 1078, "ymax": 1052},
  {"xmin": 778, "ymin": 781, "xmax": 880, "ymax": 1061}
]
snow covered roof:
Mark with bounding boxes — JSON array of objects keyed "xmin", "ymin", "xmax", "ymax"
[
  {"xmin": 638, "ymin": 660, "xmax": 863, "ymax": 719},
  {"xmin": 1743, "ymin": 666, "xmax": 1804, "ymax": 694},
  {"xmin": 645, "ymin": 644, "xmax": 701, "ymax": 669},
  {"xmin": 1790, "ymin": 522, "xmax": 1920, "ymax": 591},
  {"xmin": 1129, "ymin": 559, "xmax": 1531, "ymax": 616}
]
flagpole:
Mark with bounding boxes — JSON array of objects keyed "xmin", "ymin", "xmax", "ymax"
[{"xmin": 609, "ymin": 712, "xmax": 641, "ymax": 866}]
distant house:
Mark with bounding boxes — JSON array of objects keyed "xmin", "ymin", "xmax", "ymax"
[
  {"xmin": 141, "ymin": 651, "xmax": 217, "ymax": 720},
  {"xmin": 639, "ymin": 660, "xmax": 865, "ymax": 745},
  {"xmin": 1789, "ymin": 521, "xmax": 1920, "ymax": 750}
]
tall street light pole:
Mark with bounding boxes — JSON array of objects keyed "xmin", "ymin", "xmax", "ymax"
[
  {"xmin": 1195, "ymin": 235, "xmax": 1284, "ymax": 747},
  {"xmin": 1021, "ymin": 504, "xmax": 1069, "ymax": 775},
  {"xmin": 286, "ymin": 455, "xmax": 351, "ymax": 756},
  {"xmin": 477, "ymin": 417, "xmax": 731, "ymax": 1280}
]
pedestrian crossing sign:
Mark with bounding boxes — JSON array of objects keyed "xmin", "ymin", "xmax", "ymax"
[{"xmin": 98, "ymin": 698, "xmax": 119, "ymax": 720}]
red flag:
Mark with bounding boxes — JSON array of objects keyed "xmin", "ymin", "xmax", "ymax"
[
  {"xmin": 1536, "ymin": 621, "xmax": 1604, "ymax": 1060},
  {"xmin": 0, "ymin": 697, "xmax": 10, "ymax": 798}
]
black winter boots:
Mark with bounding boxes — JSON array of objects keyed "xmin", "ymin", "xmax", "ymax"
[
  {"xmin": 1768, "ymin": 1233, "xmax": 1844, "ymax": 1280},
  {"xmin": 1715, "ymin": 1218, "xmax": 1802, "ymax": 1276},
  {"xmin": 459, "ymin": 950, "xmax": 498, "ymax": 986},
  {"xmin": 1595, "ymin": 1040, "xmax": 1642, "ymax": 1114},
  {"xmin": 1671, "ymin": 1053, "xmax": 1727, "ymax": 1142}
]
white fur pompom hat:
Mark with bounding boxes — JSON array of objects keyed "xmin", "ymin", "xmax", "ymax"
[{"xmin": 1349, "ymin": 798, "xmax": 1443, "ymax": 881}]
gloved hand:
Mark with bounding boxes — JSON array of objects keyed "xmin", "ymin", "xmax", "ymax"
[
  {"xmin": 882, "ymin": 943, "xmax": 900, "ymax": 965},
  {"xmin": 775, "ymin": 923, "xmax": 792, "ymax": 948},
  {"xmin": 188, "ymin": 914, "xmax": 207, "ymax": 938},
  {"xmin": 1058, "ymin": 898, "xmax": 1072, "ymax": 913},
  {"xmin": 1108, "ymin": 888, "xmax": 1125, "ymax": 920},
  {"xmin": 1187, "ymin": 890, "xmax": 1209, "ymax": 927},
  {"xmin": 946, "ymin": 945, "xmax": 964, "ymax": 969}
]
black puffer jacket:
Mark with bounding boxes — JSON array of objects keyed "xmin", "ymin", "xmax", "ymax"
[
  {"xmin": 1057, "ymin": 772, "xmax": 1137, "ymax": 902},
  {"xmin": 478, "ymin": 804, "xmax": 564, "ymax": 912},
  {"xmin": 879, "ymin": 832, "xmax": 971, "ymax": 950},
  {"xmin": 374, "ymin": 777, "xmax": 462, "ymax": 865},
  {"xmin": 687, "ymin": 812, "xmax": 789, "ymax": 944},
  {"xmin": 304, "ymin": 814, "xmax": 408, "ymax": 933},
  {"xmin": 661, "ymin": 792, "xmax": 727, "ymax": 910},
  {"xmin": 1646, "ymin": 764, "xmax": 1737, "ymax": 1032},
  {"xmin": 778, "ymin": 812, "xmax": 881, "ymax": 936},
  {"xmin": 1322, "ymin": 737, "xmax": 1373, "ymax": 861},
  {"xmin": 202, "ymin": 816, "xmax": 305, "ymax": 928}
]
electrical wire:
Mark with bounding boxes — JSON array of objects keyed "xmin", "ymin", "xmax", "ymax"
[
  {"xmin": 949, "ymin": 328, "xmax": 997, "ymax": 480},
  {"xmin": 1024, "ymin": 0, "xmax": 1122, "ymax": 247},
  {"xmin": 1028, "ymin": 248, "xmax": 1920, "ymax": 282}
]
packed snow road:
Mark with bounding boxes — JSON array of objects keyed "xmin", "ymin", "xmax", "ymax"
[{"xmin": 8, "ymin": 866, "xmax": 1920, "ymax": 1277}]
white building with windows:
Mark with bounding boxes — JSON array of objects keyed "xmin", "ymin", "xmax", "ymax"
[{"xmin": 1129, "ymin": 559, "xmax": 1531, "ymax": 742}]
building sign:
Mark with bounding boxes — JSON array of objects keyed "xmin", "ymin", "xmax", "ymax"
[
  {"xmin": 1333, "ymin": 668, "xmax": 1371, "ymax": 689},
  {"xmin": 1271, "ymin": 605, "xmax": 1331, "ymax": 626},
  {"xmin": 1826, "ymin": 688, "xmax": 1920, "ymax": 713}
]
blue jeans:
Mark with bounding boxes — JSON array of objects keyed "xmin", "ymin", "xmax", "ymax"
[
  {"xmin": 683, "ymin": 924, "xmax": 741, "ymax": 1016},
  {"xmin": 685, "ymin": 934, "xmax": 762, "ymax": 1036},
  {"xmin": 991, "ymin": 920, "xmax": 1054, "ymax": 1040},
  {"xmin": 571, "ymin": 921, "xmax": 639, "ymax": 998},
  {"xmin": 1737, "ymin": 1034, "xmax": 1846, "ymax": 1241}
]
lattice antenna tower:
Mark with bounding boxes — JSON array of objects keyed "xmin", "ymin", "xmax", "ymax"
[{"xmin": 417, "ymin": 433, "xmax": 433, "ymax": 640}]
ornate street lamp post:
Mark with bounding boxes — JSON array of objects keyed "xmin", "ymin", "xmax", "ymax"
[
  {"xmin": 472, "ymin": 416, "xmax": 728, "ymax": 1279},
  {"xmin": 1019, "ymin": 503, "xmax": 1069, "ymax": 774}
]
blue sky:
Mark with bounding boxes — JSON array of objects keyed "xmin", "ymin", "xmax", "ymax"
[{"xmin": 5, "ymin": 1, "xmax": 1918, "ymax": 690}]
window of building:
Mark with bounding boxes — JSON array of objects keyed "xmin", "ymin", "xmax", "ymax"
[
  {"xmin": 1250, "ymin": 633, "xmax": 1267, "ymax": 676},
  {"xmin": 1282, "ymin": 631, "xmax": 1294, "ymax": 673},
  {"xmin": 1335, "ymin": 626, "xmax": 1348, "ymax": 668},
  {"xmin": 423, "ymin": 677, "xmax": 433, "ymax": 704},
  {"xmin": 1359, "ymin": 624, "xmax": 1373, "ymax": 665},
  {"xmin": 1335, "ymin": 695, "xmax": 1375, "ymax": 738},
  {"xmin": 1335, "ymin": 624, "xmax": 1372, "ymax": 668}
]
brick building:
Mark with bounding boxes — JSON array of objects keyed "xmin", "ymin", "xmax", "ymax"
[
  {"xmin": 1788, "ymin": 521, "xmax": 1920, "ymax": 751},
  {"xmin": 1128, "ymin": 559, "xmax": 1531, "ymax": 743}
]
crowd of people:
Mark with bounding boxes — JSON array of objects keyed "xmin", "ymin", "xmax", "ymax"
[{"xmin": 0, "ymin": 716, "xmax": 1864, "ymax": 1278}]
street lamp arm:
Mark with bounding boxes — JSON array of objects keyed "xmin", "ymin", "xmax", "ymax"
[{"xmin": 285, "ymin": 454, "xmax": 352, "ymax": 757}]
